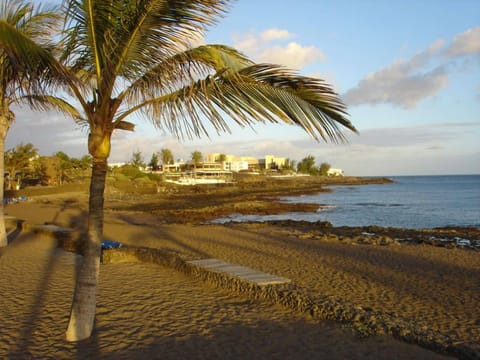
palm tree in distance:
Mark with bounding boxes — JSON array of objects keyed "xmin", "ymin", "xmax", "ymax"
[
  {"xmin": 160, "ymin": 148, "xmax": 174, "ymax": 166},
  {"xmin": 4, "ymin": 142, "xmax": 37, "ymax": 190},
  {"xmin": 0, "ymin": 0, "xmax": 71, "ymax": 247},
  {"xmin": 3, "ymin": 0, "xmax": 357, "ymax": 341}
]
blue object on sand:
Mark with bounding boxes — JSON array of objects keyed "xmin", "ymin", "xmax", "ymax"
[{"xmin": 101, "ymin": 240, "xmax": 122, "ymax": 249}]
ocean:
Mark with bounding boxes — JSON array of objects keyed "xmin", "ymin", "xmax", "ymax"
[{"xmin": 216, "ymin": 175, "xmax": 480, "ymax": 229}]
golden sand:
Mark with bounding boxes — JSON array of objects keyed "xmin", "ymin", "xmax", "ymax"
[{"xmin": 2, "ymin": 198, "xmax": 476, "ymax": 358}]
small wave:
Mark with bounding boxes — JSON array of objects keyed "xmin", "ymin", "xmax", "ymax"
[
  {"xmin": 354, "ymin": 202, "xmax": 404, "ymax": 207},
  {"xmin": 316, "ymin": 205, "xmax": 336, "ymax": 212}
]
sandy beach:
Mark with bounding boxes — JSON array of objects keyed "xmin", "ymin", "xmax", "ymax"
[{"xmin": 1, "ymin": 184, "xmax": 478, "ymax": 359}]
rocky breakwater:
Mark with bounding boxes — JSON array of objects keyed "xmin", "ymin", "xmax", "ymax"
[{"xmin": 249, "ymin": 220, "xmax": 480, "ymax": 250}]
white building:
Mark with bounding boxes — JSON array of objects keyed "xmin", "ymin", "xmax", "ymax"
[
  {"xmin": 327, "ymin": 168, "xmax": 344, "ymax": 176},
  {"xmin": 206, "ymin": 153, "xmax": 259, "ymax": 172},
  {"xmin": 260, "ymin": 155, "xmax": 286, "ymax": 170},
  {"xmin": 109, "ymin": 162, "xmax": 126, "ymax": 168},
  {"xmin": 224, "ymin": 160, "xmax": 249, "ymax": 172}
]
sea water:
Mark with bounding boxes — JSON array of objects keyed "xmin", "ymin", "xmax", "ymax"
[{"xmin": 215, "ymin": 175, "xmax": 480, "ymax": 229}]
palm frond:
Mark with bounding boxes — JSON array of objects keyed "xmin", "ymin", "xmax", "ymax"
[
  {"xmin": 121, "ymin": 44, "xmax": 252, "ymax": 104},
  {"xmin": 110, "ymin": 0, "xmax": 230, "ymax": 76},
  {"xmin": 0, "ymin": 0, "xmax": 29, "ymax": 26},
  {"xmin": 0, "ymin": 0, "xmax": 73, "ymax": 98},
  {"xmin": 61, "ymin": 0, "xmax": 105, "ymax": 78},
  {"xmin": 21, "ymin": 94, "xmax": 85, "ymax": 126},
  {"xmin": 62, "ymin": 0, "xmax": 231, "ymax": 86},
  {"xmin": 117, "ymin": 63, "xmax": 355, "ymax": 142},
  {"xmin": 0, "ymin": 20, "xmax": 64, "ymax": 94},
  {"xmin": 236, "ymin": 64, "xmax": 356, "ymax": 139},
  {"xmin": 14, "ymin": 2, "xmax": 60, "ymax": 45}
]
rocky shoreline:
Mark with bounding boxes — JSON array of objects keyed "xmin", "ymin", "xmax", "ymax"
[
  {"xmin": 16, "ymin": 174, "xmax": 478, "ymax": 250},
  {"xmin": 102, "ymin": 175, "xmax": 480, "ymax": 251},
  {"xmin": 10, "ymin": 175, "xmax": 479, "ymax": 251},
  {"xmin": 228, "ymin": 220, "xmax": 480, "ymax": 250}
]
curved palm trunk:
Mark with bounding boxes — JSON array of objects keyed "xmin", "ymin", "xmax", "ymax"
[
  {"xmin": 0, "ymin": 115, "xmax": 13, "ymax": 247},
  {"xmin": 0, "ymin": 124, "xmax": 7, "ymax": 247},
  {"xmin": 65, "ymin": 156, "xmax": 107, "ymax": 341}
]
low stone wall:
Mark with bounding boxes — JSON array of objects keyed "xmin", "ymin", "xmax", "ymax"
[
  {"xmin": 21, "ymin": 222, "xmax": 84, "ymax": 254},
  {"xmin": 10, "ymin": 217, "xmax": 478, "ymax": 360}
]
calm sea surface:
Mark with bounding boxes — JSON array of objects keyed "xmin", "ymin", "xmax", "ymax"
[{"xmin": 216, "ymin": 175, "xmax": 480, "ymax": 229}]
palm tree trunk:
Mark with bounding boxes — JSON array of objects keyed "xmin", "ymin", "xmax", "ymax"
[
  {"xmin": 65, "ymin": 156, "xmax": 107, "ymax": 341},
  {"xmin": 0, "ymin": 127, "xmax": 7, "ymax": 247}
]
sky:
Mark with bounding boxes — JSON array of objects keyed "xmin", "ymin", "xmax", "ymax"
[{"xmin": 7, "ymin": 0, "xmax": 480, "ymax": 176}]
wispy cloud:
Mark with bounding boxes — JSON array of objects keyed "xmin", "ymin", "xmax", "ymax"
[
  {"xmin": 343, "ymin": 27, "xmax": 480, "ymax": 109},
  {"xmin": 343, "ymin": 40, "xmax": 448, "ymax": 108},
  {"xmin": 286, "ymin": 122, "xmax": 480, "ymax": 175},
  {"xmin": 342, "ymin": 65, "xmax": 448, "ymax": 109}
]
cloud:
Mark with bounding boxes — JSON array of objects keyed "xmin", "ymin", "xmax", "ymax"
[
  {"xmin": 233, "ymin": 28, "xmax": 325, "ymax": 70},
  {"xmin": 259, "ymin": 42, "xmax": 326, "ymax": 70},
  {"xmin": 343, "ymin": 26, "xmax": 480, "ymax": 109},
  {"xmin": 233, "ymin": 28, "xmax": 295, "ymax": 54},
  {"xmin": 445, "ymin": 26, "xmax": 480, "ymax": 57},
  {"xmin": 347, "ymin": 123, "xmax": 479, "ymax": 148},
  {"xmin": 325, "ymin": 143, "xmax": 479, "ymax": 176},
  {"xmin": 343, "ymin": 40, "xmax": 449, "ymax": 108},
  {"xmin": 232, "ymin": 33, "xmax": 260, "ymax": 55},
  {"xmin": 343, "ymin": 65, "xmax": 448, "ymax": 108},
  {"xmin": 6, "ymin": 107, "xmax": 88, "ymax": 157},
  {"xmin": 260, "ymin": 28, "xmax": 293, "ymax": 42},
  {"xmin": 278, "ymin": 122, "xmax": 480, "ymax": 175}
]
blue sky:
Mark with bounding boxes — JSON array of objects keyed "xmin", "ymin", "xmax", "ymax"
[{"xmin": 8, "ymin": 0, "xmax": 480, "ymax": 176}]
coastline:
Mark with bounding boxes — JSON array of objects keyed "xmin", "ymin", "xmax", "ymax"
[{"xmin": 2, "ymin": 176, "xmax": 479, "ymax": 358}]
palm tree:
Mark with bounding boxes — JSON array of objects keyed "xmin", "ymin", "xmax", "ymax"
[
  {"xmin": 4, "ymin": 0, "xmax": 357, "ymax": 341},
  {"xmin": 4, "ymin": 142, "xmax": 37, "ymax": 190},
  {"xmin": 0, "ymin": 0, "xmax": 63, "ymax": 246},
  {"xmin": 148, "ymin": 152, "xmax": 159, "ymax": 171},
  {"xmin": 160, "ymin": 148, "xmax": 174, "ymax": 166},
  {"xmin": 191, "ymin": 150, "xmax": 203, "ymax": 165},
  {"xmin": 191, "ymin": 150, "xmax": 203, "ymax": 177},
  {"xmin": 129, "ymin": 150, "xmax": 145, "ymax": 169}
]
